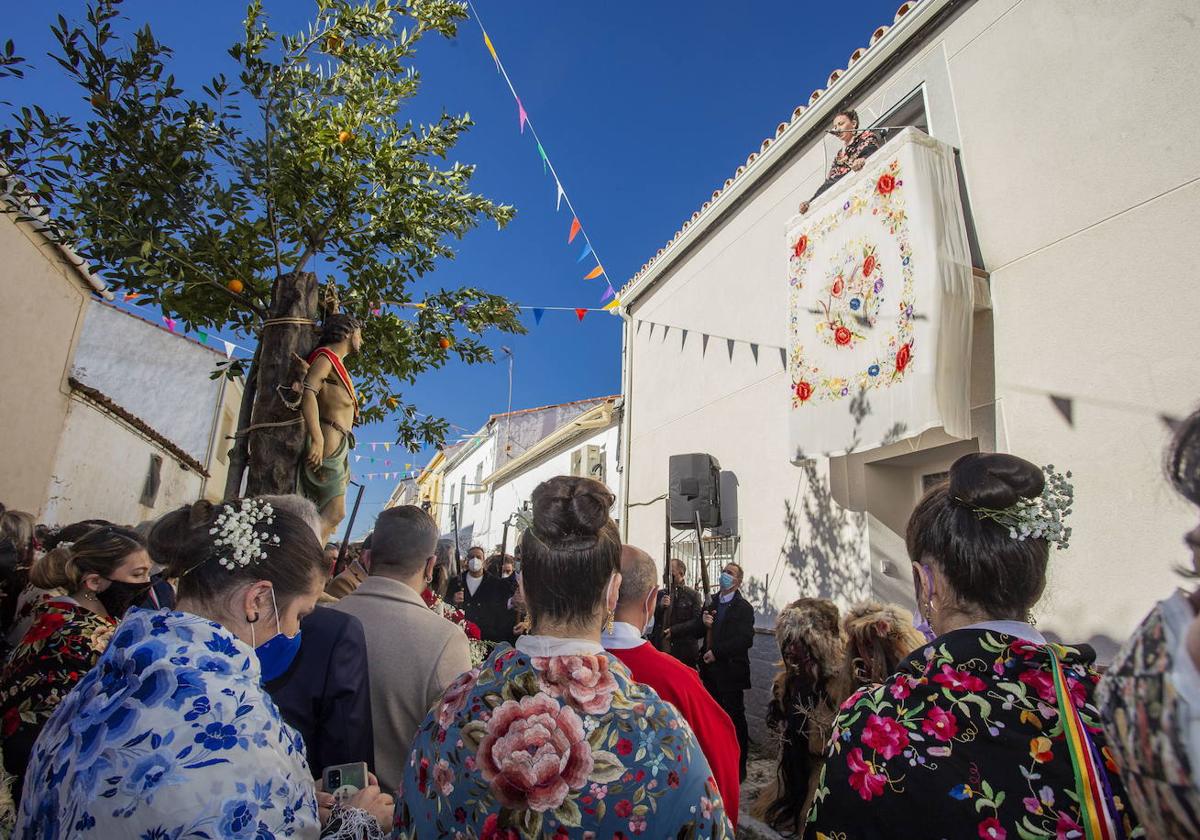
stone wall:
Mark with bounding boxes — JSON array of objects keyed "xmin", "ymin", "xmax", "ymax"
[{"xmin": 746, "ymin": 628, "xmax": 780, "ymax": 750}]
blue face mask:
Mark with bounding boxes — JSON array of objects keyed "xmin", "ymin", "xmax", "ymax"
[
  {"xmin": 719, "ymin": 572, "xmax": 735, "ymax": 590},
  {"xmin": 253, "ymin": 589, "xmax": 302, "ymax": 682}
]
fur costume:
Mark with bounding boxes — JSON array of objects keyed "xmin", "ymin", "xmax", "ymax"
[
  {"xmin": 830, "ymin": 600, "xmax": 925, "ymax": 709},
  {"xmin": 752, "ymin": 598, "xmax": 844, "ymax": 834}
]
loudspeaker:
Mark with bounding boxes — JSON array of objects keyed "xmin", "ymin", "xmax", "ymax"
[{"xmin": 669, "ymin": 453, "xmax": 722, "ymax": 529}]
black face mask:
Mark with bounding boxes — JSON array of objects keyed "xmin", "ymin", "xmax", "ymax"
[{"xmin": 97, "ymin": 579, "xmax": 152, "ymax": 617}]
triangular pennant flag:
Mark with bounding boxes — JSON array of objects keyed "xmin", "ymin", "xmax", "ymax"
[
  {"xmin": 701, "ymin": 334, "xmax": 710, "ymax": 356},
  {"xmin": 726, "ymin": 338, "xmax": 736, "ymax": 361},
  {"xmin": 123, "ymin": 292, "xmax": 138, "ymax": 302},
  {"xmin": 383, "ymin": 443, "xmax": 391, "ymax": 451},
  {"xmin": 646, "ymin": 323, "xmax": 655, "ymax": 340},
  {"xmin": 661, "ymin": 325, "xmax": 671, "ymax": 341},
  {"xmin": 197, "ymin": 330, "xmax": 208, "ymax": 342},
  {"xmin": 779, "ymin": 347, "xmax": 788, "ymax": 369},
  {"xmin": 600, "ymin": 285, "xmax": 615, "ymax": 302},
  {"xmin": 575, "ymin": 308, "xmax": 587, "ymax": 322},
  {"xmin": 222, "ymin": 340, "xmax": 234, "ymax": 358},
  {"xmin": 385, "ymin": 460, "xmax": 392, "ymax": 466},
  {"xmin": 537, "ymin": 142, "xmax": 548, "ymax": 173},
  {"xmin": 555, "ymin": 179, "xmax": 565, "ymax": 211},
  {"xmin": 583, "ymin": 265, "xmax": 604, "ymax": 281},
  {"xmin": 603, "ymin": 297, "xmax": 621, "ymax": 312},
  {"xmin": 163, "ymin": 316, "xmax": 177, "ymax": 332},
  {"xmin": 568, "ymin": 217, "xmax": 581, "ymax": 244},
  {"xmin": 577, "ymin": 241, "xmax": 593, "ymax": 262},
  {"xmin": 405, "ymin": 463, "xmax": 411, "ymax": 470},
  {"xmin": 750, "ymin": 343, "xmax": 760, "ymax": 364},
  {"xmin": 355, "ymin": 455, "xmax": 362, "ymax": 462},
  {"xmin": 483, "ymin": 32, "xmax": 499, "ymax": 68},
  {"xmin": 517, "ymin": 98, "xmax": 528, "ymax": 133},
  {"xmin": 681, "ymin": 329, "xmax": 688, "ymax": 350},
  {"xmin": 533, "ymin": 308, "xmax": 545, "ymax": 325}
]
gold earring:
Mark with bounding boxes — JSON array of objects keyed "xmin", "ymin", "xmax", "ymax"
[
  {"xmin": 605, "ymin": 609, "xmax": 615, "ymax": 634},
  {"xmin": 1026, "ymin": 612, "xmax": 1037, "ymax": 626}
]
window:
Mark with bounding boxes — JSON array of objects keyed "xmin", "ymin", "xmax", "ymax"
[
  {"xmin": 873, "ymin": 86, "xmax": 928, "ymax": 134},
  {"xmin": 141, "ymin": 454, "xmax": 163, "ymax": 507},
  {"xmin": 474, "ymin": 463, "xmax": 484, "ymax": 505},
  {"xmin": 922, "ymin": 470, "xmax": 950, "ymax": 492}
]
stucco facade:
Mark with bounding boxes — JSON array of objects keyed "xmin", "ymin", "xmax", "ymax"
[{"xmin": 618, "ymin": 0, "xmax": 1200, "ymax": 665}]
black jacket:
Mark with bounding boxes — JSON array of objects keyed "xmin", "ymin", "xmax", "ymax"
[
  {"xmin": 678, "ymin": 590, "xmax": 756, "ymax": 690},
  {"xmin": 446, "ymin": 573, "xmax": 517, "ymax": 645},
  {"xmin": 264, "ymin": 606, "xmax": 374, "ymax": 777},
  {"xmin": 651, "ymin": 583, "xmax": 703, "ymax": 668}
]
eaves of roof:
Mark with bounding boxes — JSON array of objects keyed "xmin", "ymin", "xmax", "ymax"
[
  {"xmin": 617, "ymin": 0, "xmax": 952, "ymax": 310},
  {"xmin": 484, "ymin": 400, "xmax": 621, "ymax": 489},
  {"xmin": 68, "ymin": 377, "xmax": 208, "ymax": 475}
]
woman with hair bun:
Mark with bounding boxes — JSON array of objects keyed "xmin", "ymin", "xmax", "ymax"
[
  {"xmin": 397, "ymin": 475, "xmax": 734, "ymax": 839},
  {"xmin": 0, "ymin": 524, "xmax": 149, "ymax": 790},
  {"xmin": 807, "ymin": 453, "xmax": 1140, "ymax": 839},
  {"xmin": 16, "ymin": 498, "xmax": 394, "ymax": 839}
]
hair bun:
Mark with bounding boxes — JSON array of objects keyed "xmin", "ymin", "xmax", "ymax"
[
  {"xmin": 530, "ymin": 476, "xmax": 614, "ymax": 541},
  {"xmin": 949, "ymin": 453, "xmax": 1044, "ymax": 510}
]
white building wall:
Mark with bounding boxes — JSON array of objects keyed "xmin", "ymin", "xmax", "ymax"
[
  {"xmin": 621, "ymin": 0, "xmax": 1200, "ymax": 656},
  {"xmin": 440, "ymin": 434, "xmax": 497, "ymax": 550},
  {"xmin": 486, "ymin": 424, "xmax": 622, "ymax": 554},
  {"xmin": 43, "ymin": 397, "xmax": 204, "ymax": 526}
]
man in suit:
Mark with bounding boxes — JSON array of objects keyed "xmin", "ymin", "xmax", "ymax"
[
  {"xmin": 678, "ymin": 561, "xmax": 755, "ymax": 781},
  {"xmin": 653, "ymin": 558, "xmax": 703, "ymax": 667},
  {"xmin": 447, "ymin": 546, "xmax": 516, "ymax": 645},
  {"xmin": 264, "ymin": 606, "xmax": 374, "ymax": 778},
  {"xmin": 332, "ymin": 506, "xmax": 472, "ymax": 791}
]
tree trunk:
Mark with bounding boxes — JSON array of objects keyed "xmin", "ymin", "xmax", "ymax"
[
  {"xmin": 221, "ymin": 346, "xmax": 259, "ymax": 500},
  {"xmin": 245, "ymin": 271, "xmax": 320, "ymax": 496}
]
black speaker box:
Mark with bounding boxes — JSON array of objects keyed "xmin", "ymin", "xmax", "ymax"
[{"xmin": 669, "ymin": 453, "xmax": 722, "ymax": 529}]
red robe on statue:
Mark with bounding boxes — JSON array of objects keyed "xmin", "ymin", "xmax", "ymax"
[{"xmin": 605, "ymin": 623, "xmax": 741, "ymax": 827}]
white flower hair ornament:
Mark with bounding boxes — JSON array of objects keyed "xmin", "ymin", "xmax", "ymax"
[
  {"xmin": 966, "ymin": 465, "xmax": 1074, "ymax": 550},
  {"xmin": 209, "ymin": 499, "xmax": 282, "ymax": 570}
]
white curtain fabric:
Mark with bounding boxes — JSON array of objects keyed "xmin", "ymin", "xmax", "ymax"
[{"xmin": 786, "ymin": 128, "xmax": 974, "ymax": 460}]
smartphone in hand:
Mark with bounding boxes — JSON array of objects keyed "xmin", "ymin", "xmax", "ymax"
[{"xmin": 322, "ymin": 761, "xmax": 369, "ymax": 805}]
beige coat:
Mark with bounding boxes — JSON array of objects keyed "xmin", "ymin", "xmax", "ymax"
[{"xmin": 330, "ymin": 575, "xmax": 472, "ymax": 792}]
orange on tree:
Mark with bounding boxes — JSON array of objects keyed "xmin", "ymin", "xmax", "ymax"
[
  {"xmin": 438, "ymin": 336, "xmax": 451, "ymax": 349},
  {"xmin": 226, "ymin": 278, "xmax": 244, "ymax": 294},
  {"xmin": 337, "ymin": 130, "xmax": 352, "ymax": 144}
]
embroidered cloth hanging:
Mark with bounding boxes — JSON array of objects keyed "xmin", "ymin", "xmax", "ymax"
[{"xmin": 786, "ymin": 128, "xmax": 975, "ymax": 460}]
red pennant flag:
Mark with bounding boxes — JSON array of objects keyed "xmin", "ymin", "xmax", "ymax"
[
  {"xmin": 583, "ymin": 265, "xmax": 604, "ymax": 281},
  {"xmin": 123, "ymin": 292, "xmax": 139, "ymax": 302},
  {"xmin": 575, "ymin": 308, "xmax": 587, "ymax": 322},
  {"xmin": 568, "ymin": 217, "xmax": 581, "ymax": 244}
]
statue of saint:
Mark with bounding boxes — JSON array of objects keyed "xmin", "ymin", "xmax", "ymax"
[{"xmin": 297, "ymin": 314, "xmax": 361, "ymax": 541}]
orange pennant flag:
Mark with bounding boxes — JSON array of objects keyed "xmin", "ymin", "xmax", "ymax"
[
  {"xmin": 568, "ymin": 217, "xmax": 581, "ymax": 244},
  {"xmin": 583, "ymin": 265, "xmax": 604, "ymax": 281},
  {"xmin": 575, "ymin": 308, "xmax": 588, "ymax": 322}
]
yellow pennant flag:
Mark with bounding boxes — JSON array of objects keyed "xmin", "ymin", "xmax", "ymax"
[
  {"xmin": 583, "ymin": 265, "xmax": 604, "ymax": 281},
  {"xmin": 603, "ymin": 297, "xmax": 621, "ymax": 312},
  {"xmin": 483, "ymin": 32, "xmax": 499, "ymax": 67}
]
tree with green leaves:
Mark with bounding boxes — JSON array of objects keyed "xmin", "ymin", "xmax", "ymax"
[{"xmin": 0, "ymin": 0, "xmax": 522, "ymax": 499}]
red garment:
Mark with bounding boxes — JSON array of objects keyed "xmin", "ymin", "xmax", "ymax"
[{"xmin": 610, "ymin": 641, "xmax": 741, "ymax": 827}]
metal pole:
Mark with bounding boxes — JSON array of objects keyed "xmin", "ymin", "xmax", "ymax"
[{"xmin": 335, "ymin": 482, "xmax": 366, "ymax": 573}]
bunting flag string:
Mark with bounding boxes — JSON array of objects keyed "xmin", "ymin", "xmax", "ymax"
[
  {"xmin": 633, "ymin": 317, "xmax": 789, "ymax": 370},
  {"xmin": 465, "ymin": 0, "xmax": 621, "ymax": 310}
]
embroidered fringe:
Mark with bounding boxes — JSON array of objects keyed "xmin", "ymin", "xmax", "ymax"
[{"xmin": 322, "ymin": 807, "xmax": 386, "ymax": 840}]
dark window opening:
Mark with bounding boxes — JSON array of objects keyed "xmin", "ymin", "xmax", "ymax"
[{"xmin": 141, "ymin": 454, "xmax": 163, "ymax": 507}]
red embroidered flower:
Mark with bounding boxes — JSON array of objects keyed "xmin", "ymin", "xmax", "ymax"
[
  {"xmin": 834, "ymin": 326, "xmax": 853, "ymax": 346},
  {"xmin": 25, "ymin": 610, "xmax": 67, "ymax": 643},
  {"xmin": 921, "ymin": 706, "xmax": 958, "ymax": 742},
  {"xmin": 977, "ymin": 817, "xmax": 1006, "ymax": 839},
  {"xmin": 614, "ymin": 799, "xmax": 634, "ymax": 818},
  {"xmin": 793, "ymin": 235, "xmax": 808, "ymax": 258},
  {"xmin": 932, "ymin": 663, "xmax": 986, "ymax": 693},
  {"xmin": 895, "ymin": 342, "xmax": 912, "ymax": 373},
  {"xmin": 795, "ymin": 381, "xmax": 813, "ymax": 402},
  {"xmin": 1019, "ymin": 669, "xmax": 1058, "ymax": 704},
  {"xmin": 478, "ymin": 693, "xmax": 593, "ymax": 811},
  {"xmin": 533, "ymin": 655, "xmax": 618, "ymax": 715},
  {"xmin": 553, "ymin": 828, "xmax": 570, "ymax": 840},
  {"xmin": 1008, "ymin": 639, "xmax": 1040, "ymax": 659},
  {"xmin": 831, "ymin": 277, "xmax": 845, "ymax": 298},
  {"xmin": 1029, "ymin": 736, "xmax": 1054, "ymax": 764},
  {"xmin": 667, "ymin": 770, "xmax": 680, "ymax": 788},
  {"xmin": 417, "ymin": 757, "xmax": 430, "ymax": 794},
  {"xmin": 846, "ymin": 748, "xmax": 887, "ymax": 801},
  {"xmin": 454, "ymin": 807, "xmax": 467, "ymax": 823},
  {"xmin": 861, "ymin": 714, "xmax": 910, "ymax": 759},
  {"xmin": 889, "ymin": 680, "xmax": 911, "ymax": 700},
  {"xmin": 481, "ymin": 813, "xmax": 520, "ymax": 840},
  {"xmin": 876, "ymin": 173, "xmax": 897, "ymax": 195},
  {"xmin": 616, "ymin": 738, "xmax": 633, "ymax": 756},
  {"xmin": 863, "ymin": 254, "xmax": 876, "ymax": 277}
]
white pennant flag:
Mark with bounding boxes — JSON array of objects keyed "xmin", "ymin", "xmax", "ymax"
[
  {"xmin": 555, "ymin": 179, "xmax": 565, "ymax": 211},
  {"xmin": 222, "ymin": 340, "xmax": 234, "ymax": 358}
]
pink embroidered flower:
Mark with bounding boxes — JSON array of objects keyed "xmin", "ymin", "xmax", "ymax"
[
  {"xmin": 438, "ymin": 668, "xmax": 480, "ymax": 730},
  {"xmin": 921, "ymin": 706, "xmax": 958, "ymax": 742},
  {"xmin": 1019, "ymin": 668, "xmax": 1068, "ymax": 705},
  {"xmin": 846, "ymin": 748, "xmax": 887, "ymax": 801},
  {"xmin": 433, "ymin": 759, "xmax": 455, "ymax": 796},
  {"xmin": 932, "ymin": 663, "xmax": 986, "ymax": 693},
  {"xmin": 533, "ymin": 654, "xmax": 618, "ymax": 715},
  {"xmin": 977, "ymin": 817, "xmax": 1006, "ymax": 839},
  {"xmin": 832, "ymin": 277, "xmax": 846, "ymax": 298},
  {"xmin": 465, "ymin": 755, "xmax": 476, "ymax": 772},
  {"xmin": 480, "ymin": 813, "xmax": 520, "ymax": 840},
  {"xmin": 699, "ymin": 797, "xmax": 714, "ymax": 819},
  {"xmin": 589, "ymin": 783, "xmax": 608, "ymax": 800},
  {"xmin": 629, "ymin": 816, "xmax": 647, "ymax": 835},
  {"xmin": 478, "ymin": 693, "xmax": 594, "ymax": 811},
  {"xmin": 1023, "ymin": 785, "xmax": 1055, "ymax": 816},
  {"xmin": 861, "ymin": 714, "xmax": 910, "ymax": 760},
  {"xmin": 1054, "ymin": 811, "xmax": 1082, "ymax": 839},
  {"xmin": 1009, "ymin": 639, "xmax": 1041, "ymax": 659},
  {"xmin": 889, "ymin": 677, "xmax": 914, "ymax": 700}
]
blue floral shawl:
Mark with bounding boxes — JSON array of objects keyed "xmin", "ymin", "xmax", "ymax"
[
  {"xmin": 16, "ymin": 608, "xmax": 320, "ymax": 839},
  {"xmin": 395, "ymin": 643, "xmax": 733, "ymax": 839}
]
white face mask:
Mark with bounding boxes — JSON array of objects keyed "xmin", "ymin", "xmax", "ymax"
[{"xmin": 468, "ymin": 557, "xmax": 483, "ymax": 573}]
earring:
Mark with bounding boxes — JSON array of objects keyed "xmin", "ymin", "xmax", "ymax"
[
  {"xmin": 1025, "ymin": 612, "xmax": 1037, "ymax": 627},
  {"xmin": 605, "ymin": 609, "xmax": 615, "ymax": 634}
]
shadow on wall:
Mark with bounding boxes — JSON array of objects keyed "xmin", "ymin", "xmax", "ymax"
[{"xmin": 1042, "ymin": 629, "xmax": 1123, "ymax": 666}]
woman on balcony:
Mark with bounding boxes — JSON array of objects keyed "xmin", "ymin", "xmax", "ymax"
[{"xmin": 798, "ymin": 109, "xmax": 883, "ymax": 214}]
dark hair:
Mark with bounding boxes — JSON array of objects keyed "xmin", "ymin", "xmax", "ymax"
[
  {"xmin": 430, "ymin": 563, "xmax": 449, "ymax": 598},
  {"xmin": 170, "ymin": 499, "xmax": 324, "ymax": 609},
  {"xmin": 371, "ymin": 505, "xmax": 438, "ymax": 576},
  {"xmin": 317, "ymin": 313, "xmax": 360, "ymax": 349},
  {"xmin": 30, "ymin": 524, "xmax": 145, "ymax": 590},
  {"xmin": 905, "ymin": 453, "xmax": 1048, "ymax": 619},
  {"xmin": 835, "ymin": 108, "xmax": 860, "ymax": 128},
  {"xmin": 1168, "ymin": 408, "xmax": 1200, "ymax": 507},
  {"xmin": 0, "ymin": 510, "xmax": 36, "ymax": 566},
  {"xmin": 519, "ymin": 476, "xmax": 620, "ymax": 627},
  {"xmin": 42, "ymin": 519, "xmax": 117, "ymax": 550},
  {"xmin": 148, "ymin": 503, "xmax": 213, "ymax": 572}
]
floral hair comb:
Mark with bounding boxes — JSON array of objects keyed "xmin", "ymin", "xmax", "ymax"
[
  {"xmin": 209, "ymin": 498, "xmax": 281, "ymax": 570},
  {"xmin": 966, "ymin": 465, "xmax": 1074, "ymax": 550}
]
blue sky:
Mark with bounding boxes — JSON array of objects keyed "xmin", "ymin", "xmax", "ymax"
[{"xmin": 8, "ymin": 0, "xmax": 903, "ymax": 535}]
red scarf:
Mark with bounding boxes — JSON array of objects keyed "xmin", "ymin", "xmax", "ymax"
[{"xmin": 307, "ymin": 347, "xmax": 360, "ymax": 422}]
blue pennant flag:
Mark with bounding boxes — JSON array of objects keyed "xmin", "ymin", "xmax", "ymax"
[
  {"xmin": 533, "ymin": 308, "xmax": 545, "ymax": 325},
  {"xmin": 577, "ymin": 242, "xmax": 593, "ymax": 262}
]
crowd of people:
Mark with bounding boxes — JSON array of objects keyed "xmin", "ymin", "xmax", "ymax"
[{"xmin": 0, "ymin": 405, "xmax": 1197, "ymax": 838}]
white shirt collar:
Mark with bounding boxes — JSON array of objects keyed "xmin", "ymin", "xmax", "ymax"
[
  {"xmin": 961, "ymin": 619, "xmax": 1046, "ymax": 644},
  {"xmin": 719, "ymin": 590, "xmax": 736, "ymax": 604},
  {"xmin": 515, "ymin": 634, "xmax": 605, "ymax": 658},
  {"xmin": 601, "ymin": 621, "xmax": 648, "ymax": 651}
]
